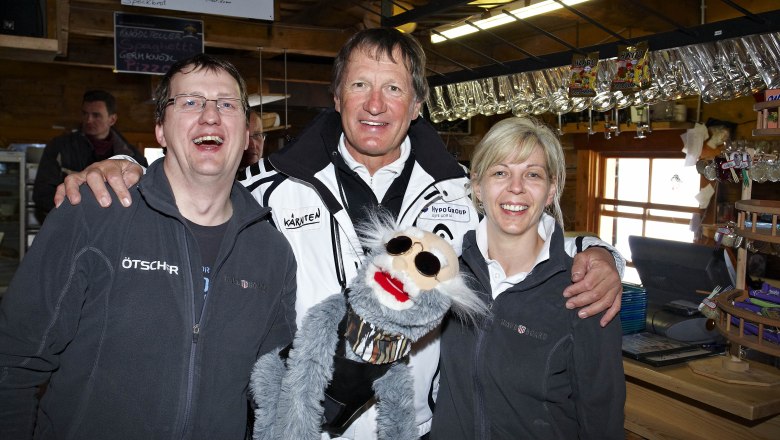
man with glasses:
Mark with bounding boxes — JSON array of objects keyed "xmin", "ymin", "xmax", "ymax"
[
  {"xmin": 0, "ymin": 54, "xmax": 296, "ymax": 439},
  {"xmin": 33, "ymin": 90, "xmax": 147, "ymax": 222}
]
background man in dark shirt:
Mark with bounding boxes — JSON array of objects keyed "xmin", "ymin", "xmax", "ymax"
[{"xmin": 33, "ymin": 89, "xmax": 147, "ymax": 221}]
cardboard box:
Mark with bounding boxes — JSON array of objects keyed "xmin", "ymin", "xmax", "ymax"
[
  {"xmin": 764, "ymin": 88, "xmax": 780, "ymax": 102},
  {"xmin": 763, "ymin": 89, "xmax": 780, "ymax": 128}
]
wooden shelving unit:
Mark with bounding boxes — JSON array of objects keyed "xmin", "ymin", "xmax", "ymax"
[
  {"xmin": 735, "ymin": 199, "xmax": 780, "ymax": 242},
  {"xmin": 264, "ymin": 125, "xmax": 290, "ymax": 133},
  {"xmin": 710, "ymin": 182, "xmax": 780, "ymax": 359},
  {"xmin": 0, "ymin": 35, "xmax": 59, "ymax": 62},
  {"xmin": 690, "ymin": 107, "xmax": 780, "ymax": 386},
  {"xmin": 715, "ymin": 289, "xmax": 780, "ymax": 358}
]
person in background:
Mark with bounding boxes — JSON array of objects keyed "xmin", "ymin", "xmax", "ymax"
[
  {"xmin": 33, "ymin": 90, "xmax": 148, "ymax": 222},
  {"xmin": 431, "ymin": 117, "xmax": 625, "ymax": 439},
  {"xmin": 0, "ymin": 54, "xmax": 296, "ymax": 439},
  {"xmin": 240, "ymin": 110, "xmax": 265, "ymax": 171},
  {"xmin": 54, "ymin": 28, "xmax": 624, "ymax": 439}
]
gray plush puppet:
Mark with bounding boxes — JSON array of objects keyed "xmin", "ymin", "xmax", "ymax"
[{"xmin": 250, "ymin": 214, "xmax": 486, "ymax": 440}]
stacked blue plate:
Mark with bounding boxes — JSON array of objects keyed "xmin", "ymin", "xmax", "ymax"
[{"xmin": 620, "ymin": 283, "xmax": 647, "ymax": 335}]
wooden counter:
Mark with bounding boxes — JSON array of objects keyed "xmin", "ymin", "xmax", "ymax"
[{"xmin": 623, "ymin": 357, "xmax": 780, "ymax": 439}]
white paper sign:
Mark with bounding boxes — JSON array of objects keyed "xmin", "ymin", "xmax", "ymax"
[{"xmin": 121, "ymin": 0, "xmax": 273, "ymax": 21}]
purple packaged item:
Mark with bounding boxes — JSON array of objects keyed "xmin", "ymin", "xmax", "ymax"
[
  {"xmin": 733, "ymin": 301, "xmax": 763, "ymax": 314},
  {"xmin": 729, "ymin": 316, "xmax": 780, "ymax": 344},
  {"xmin": 749, "ymin": 289, "xmax": 780, "ymax": 305}
]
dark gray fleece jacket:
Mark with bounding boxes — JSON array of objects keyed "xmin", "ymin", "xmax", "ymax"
[
  {"xmin": 0, "ymin": 159, "xmax": 296, "ymax": 440},
  {"xmin": 431, "ymin": 224, "xmax": 625, "ymax": 440}
]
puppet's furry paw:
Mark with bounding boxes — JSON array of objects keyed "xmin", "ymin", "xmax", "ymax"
[
  {"xmin": 277, "ymin": 295, "xmax": 345, "ymax": 440},
  {"xmin": 373, "ymin": 363, "xmax": 417, "ymax": 440},
  {"xmin": 250, "ymin": 347, "xmax": 286, "ymax": 440}
]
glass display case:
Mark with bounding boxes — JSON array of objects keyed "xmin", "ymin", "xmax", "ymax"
[{"xmin": 0, "ymin": 150, "xmax": 25, "ymax": 289}]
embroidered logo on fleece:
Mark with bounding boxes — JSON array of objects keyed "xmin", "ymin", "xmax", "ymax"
[
  {"xmin": 500, "ymin": 318, "xmax": 548, "ymax": 341},
  {"xmin": 224, "ymin": 275, "xmax": 264, "ymax": 291},
  {"xmin": 419, "ymin": 203, "xmax": 470, "ymax": 223},
  {"xmin": 281, "ymin": 207, "xmax": 322, "ymax": 231}
]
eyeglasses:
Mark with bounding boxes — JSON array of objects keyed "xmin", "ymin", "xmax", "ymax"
[
  {"xmin": 385, "ymin": 235, "xmax": 442, "ymax": 278},
  {"xmin": 250, "ymin": 132, "xmax": 266, "ymax": 141},
  {"xmin": 164, "ymin": 94, "xmax": 244, "ymax": 116}
]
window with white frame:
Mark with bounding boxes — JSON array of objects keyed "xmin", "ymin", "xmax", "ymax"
[{"xmin": 597, "ymin": 156, "xmax": 702, "ymax": 284}]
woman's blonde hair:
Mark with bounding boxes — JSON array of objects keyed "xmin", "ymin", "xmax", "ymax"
[{"xmin": 470, "ymin": 117, "xmax": 566, "ymax": 225}]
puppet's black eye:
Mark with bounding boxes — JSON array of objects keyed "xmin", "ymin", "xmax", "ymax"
[
  {"xmin": 414, "ymin": 252, "xmax": 441, "ymax": 277},
  {"xmin": 385, "ymin": 236, "xmax": 413, "ymax": 255}
]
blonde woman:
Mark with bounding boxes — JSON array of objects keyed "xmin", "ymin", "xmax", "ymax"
[{"xmin": 431, "ymin": 117, "xmax": 625, "ymax": 439}]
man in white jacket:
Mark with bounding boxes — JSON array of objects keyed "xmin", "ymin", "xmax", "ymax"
[{"xmin": 56, "ymin": 29, "xmax": 624, "ymax": 439}]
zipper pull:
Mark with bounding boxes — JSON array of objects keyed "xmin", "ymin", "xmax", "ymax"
[{"xmin": 192, "ymin": 324, "xmax": 200, "ymax": 343}]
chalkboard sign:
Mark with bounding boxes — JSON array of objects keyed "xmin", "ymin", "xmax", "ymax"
[
  {"xmin": 114, "ymin": 12, "xmax": 204, "ymax": 75},
  {"xmin": 120, "ymin": 0, "xmax": 273, "ymax": 21}
]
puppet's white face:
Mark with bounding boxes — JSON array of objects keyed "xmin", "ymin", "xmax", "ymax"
[{"xmin": 366, "ymin": 227, "xmax": 459, "ymax": 310}]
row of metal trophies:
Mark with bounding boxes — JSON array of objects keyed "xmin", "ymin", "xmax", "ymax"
[
  {"xmin": 697, "ymin": 140, "xmax": 780, "ymax": 184},
  {"xmin": 427, "ymin": 32, "xmax": 780, "ymax": 137}
]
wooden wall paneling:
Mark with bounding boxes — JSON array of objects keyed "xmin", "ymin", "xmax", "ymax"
[
  {"xmin": 575, "ymin": 149, "xmax": 600, "ymax": 234},
  {"xmin": 561, "ymin": 143, "xmax": 578, "ymax": 232},
  {"xmin": 0, "ymin": 57, "xmax": 334, "ymax": 150},
  {"xmin": 570, "ymin": 129, "xmax": 688, "ymax": 153},
  {"xmin": 700, "ymin": 95, "xmax": 759, "ymax": 141},
  {"xmin": 62, "ymin": 36, "xmax": 114, "ymax": 68},
  {"xmin": 46, "ymin": 0, "xmax": 57, "ymax": 39},
  {"xmin": 0, "ymin": 59, "xmax": 157, "ymax": 148},
  {"xmin": 707, "ymin": 0, "xmax": 780, "ymax": 21},
  {"xmin": 55, "ymin": 0, "xmax": 69, "ymax": 56},
  {"xmin": 67, "ymin": 2, "xmax": 349, "ymax": 57}
]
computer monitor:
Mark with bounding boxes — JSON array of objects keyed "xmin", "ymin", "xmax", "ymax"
[{"xmin": 628, "ymin": 235, "xmax": 735, "ymax": 307}]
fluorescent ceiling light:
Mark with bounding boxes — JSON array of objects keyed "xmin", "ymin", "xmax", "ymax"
[{"xmin": 432, "ymin": 0, "xmax": 592, "ymax": 44}]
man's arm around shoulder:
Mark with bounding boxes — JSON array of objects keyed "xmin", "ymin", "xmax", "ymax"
[
  {"xmin": 54, "ymin": 157, "xmax": 143, "ymax": 210},
  {"xmin": 563, "ymin": 236, "xmax": 624, "ymax": 326}
]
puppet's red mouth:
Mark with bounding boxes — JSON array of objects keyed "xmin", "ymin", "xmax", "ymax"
[{"xmin": 374, "ymin": 271, "xmax": 410, "ymax": 302}]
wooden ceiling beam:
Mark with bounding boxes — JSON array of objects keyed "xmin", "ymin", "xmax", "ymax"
[
  {"xmin": 261, "ymin": 61, "xmax": 332, "ymax": 85},
  {"xmin": 422, "ymin": 0, "xmax": 705, "ymax": 76},
  {"xmin": 428, "ymin": 8, "xmax": 780, "ymax": 85}
]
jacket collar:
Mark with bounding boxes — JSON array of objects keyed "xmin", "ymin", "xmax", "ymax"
[
  {"xmin": 268, "ymin": 109, "xmax": 467, "ymax": 183},
  {"xmin": 137, "ymin": 159, "xmax": 271, "ymax": 230},
  {"xmin": 461, "ymin": 223, "xmax": 569, "ymax": 294},
  {"xmin": 77, "ymin": 127, "xmax": 133, "ymax": 151}
]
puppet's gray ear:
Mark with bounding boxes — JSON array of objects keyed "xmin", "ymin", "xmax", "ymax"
[{"xmin": 354, "ymin": 208, "xmax": 398, "ymax": 254}]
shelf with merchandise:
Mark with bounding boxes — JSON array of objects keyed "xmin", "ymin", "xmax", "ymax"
[
  {"xmin": 714, "ymin": 288, "xmax": 780, "ymax": 358},
  {"xmin": 689, "ymin": 106, "xmax": 780, "ymax": 383},
  {"xmin": 734, "ymin": 199, "xmax": 780, "ymax": 243},
  {"xmin": 711, "ymin": 200, "xmax": 780, "ymax": 359}
]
